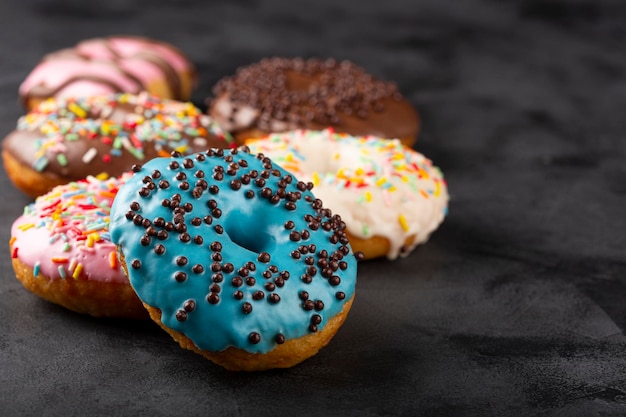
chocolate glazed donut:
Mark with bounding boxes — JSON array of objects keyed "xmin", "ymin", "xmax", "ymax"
[
  {"xmin": 208, "ymin": 57, "xmax": 420, "ymax": 147},
  {"xmin": 2, "ymin": 93, "xmax": 234, "ymax": 198}
]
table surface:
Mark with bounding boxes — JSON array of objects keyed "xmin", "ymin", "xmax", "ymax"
[{"xmin": 1, "ymin": 1, "xmax": 625, "ymax": 416}]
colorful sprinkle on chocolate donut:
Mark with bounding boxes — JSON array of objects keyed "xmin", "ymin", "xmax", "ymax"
[{"xmin": 2, "ymin": 93, "xmax": 234, "ymax": 197}]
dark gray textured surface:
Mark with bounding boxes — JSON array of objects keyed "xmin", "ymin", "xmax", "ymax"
[{"xmin": 1, "ymin": 1, "xmax": 625, "ymax": 416}]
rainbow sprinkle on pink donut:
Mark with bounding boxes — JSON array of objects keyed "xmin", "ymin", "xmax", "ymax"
[{"xmin": 11, "ymin": 174, "xmax": 129, "ymax": 283}]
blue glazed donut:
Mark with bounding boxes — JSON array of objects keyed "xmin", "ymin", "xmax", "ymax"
[{"xmin": 110, "ymin": 147, "xmax": 360, "ymax": 370}]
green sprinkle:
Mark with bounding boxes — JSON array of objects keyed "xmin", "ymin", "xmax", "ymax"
[
  {"xmin": 113, "ymin": 136, "xmax": 123, "ymax": 149},
  {"xmin": 57, "ymin": 154, "xmax": 68, "ymax": 166}
]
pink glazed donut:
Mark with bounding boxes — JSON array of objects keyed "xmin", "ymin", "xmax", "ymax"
[
  {"xmin": 9, "ymin": 173, "xmax": 147, "ymax": 319},
  {"xmin": 19, "ymin": 36, "xmax": 197, "ymax": 110}
]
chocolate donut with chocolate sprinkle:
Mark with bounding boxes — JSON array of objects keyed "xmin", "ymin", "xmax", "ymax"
[{"xmin": 208, "ymin": 57, "xmax": 420, "ymax": 146}]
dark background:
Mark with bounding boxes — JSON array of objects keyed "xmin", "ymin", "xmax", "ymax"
[{"xmin": 1, "ymin": 0, "xmax": 625, "ymax": 416}]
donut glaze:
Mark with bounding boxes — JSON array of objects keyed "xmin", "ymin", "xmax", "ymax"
[
  {"xmin": 209, "ymin": 57, "xmax": 420, "ymax": 146},
  {"xmin": 2, "ymin": 93, "xmax": 234, "ymax": 196},
  {"xmin": 109, "ymin": 148, "xmax": 359, "ymax": 354},
  {"xmin": 19, "ymin": 36, "xmax": 196, "ymax": 107},
  {"xmin": 247, "ymin": 129, "xmax": 449, "ymax": 259}
]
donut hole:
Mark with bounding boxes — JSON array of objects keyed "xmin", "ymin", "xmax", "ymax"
[{"xmin": 222, "ymin": 212, "xmax": 277, "ymax": 255}]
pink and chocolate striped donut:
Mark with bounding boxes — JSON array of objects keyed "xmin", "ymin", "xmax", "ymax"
[{"xmin": 20, "ymin": 36, "xmax": 197, "ymax": 110}]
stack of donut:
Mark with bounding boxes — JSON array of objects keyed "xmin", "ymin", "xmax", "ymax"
[{"xmin": 4, "ymin": 38, "xmax": 449, "ymax": 371}]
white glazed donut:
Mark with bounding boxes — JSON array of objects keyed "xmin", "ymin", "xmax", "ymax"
[{"xmin": 247, "ymin": 129, "xmax": 449, "ymax": 260}]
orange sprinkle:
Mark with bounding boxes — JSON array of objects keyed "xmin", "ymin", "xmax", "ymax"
[
  {"xmin": 51, "ymin": 257, "xmax": 69, "ymax": 263},
  {"xmin": 109, "ymin": 252, "xmax": 118, "ymax": 269}
]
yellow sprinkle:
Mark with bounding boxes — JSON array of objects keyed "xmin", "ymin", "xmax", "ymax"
[
  {"xmin": 364, "ymin": 191, "xmax": 372, "ymax": 202},
  {"xmin": 101, "ymin": 122, "xmax": 111, "ymax": 135},
  {"xmin": 68, "ymin": 102, "xmax": 87, "ymax": 118},
  {"xmin": 398, "ymin": 214, "xmax": 409, "ymax": 232},
  {"xmin": 96, "ymin": 172, "xmax": 110, "ymax": 181},
  {"xmin": 375, "ymin": 177, "xmax": 387, "ymax": 187},
  {"xmin": 312, "ymin": 172, "xmax": 320, "ymax": 187},
  {"xmin": 17, "ymin": 223, "xmax": 35, "ymax": 231},
  {"xmin": 434, "ymin": 181, "xmax": 441, "ymax": 196},
  {"xmin": 72, "ymin": 263, "xmax": 83, "ymax": 279},
  {"xmin": 355, "ymin": 167, "xmax": 365, "ymax": 176},
  {"xmin": 175, "ymin": 145, "xmax": 189, "ymax": 154}
]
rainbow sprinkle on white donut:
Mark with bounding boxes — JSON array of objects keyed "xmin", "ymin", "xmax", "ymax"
[{"xmin": 247, "ymin": 129, "xmax": 449, "ymax": 259}]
